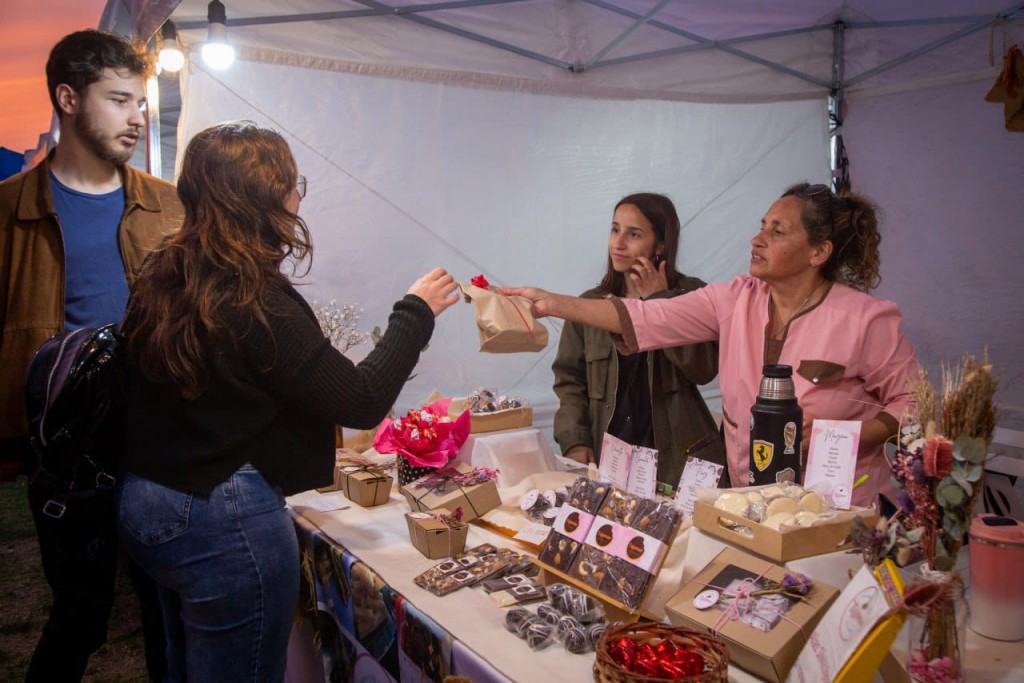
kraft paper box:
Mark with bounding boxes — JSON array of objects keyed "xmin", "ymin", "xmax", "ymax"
[
  {"xmin": 665, "ymin": 546, "xmax": 839, "ymax": 682},
  {"xmin": 400, "ymin": 462, "xmax": 502, "ymax": 522},
  {"xmin": 469, "ymin": 405, "xmax": 532, "ymax": 433},
  {"xmin": 449, "ymin": 399, "xmax": 533, "ymax": 434},
  {"xmin": 339, "ymin": 467, "xmax": 393, "ymax": 507},
  {"xmin": 405, "ymin": 510, "xmax": 469, "ymax": 559},
  {"xmin": 318, "ymin": 449, "xmax": 373, "ymax": 493},
  {"xmin": 692, "ymin": 498, "xmax": 876, "ymax": 563}
]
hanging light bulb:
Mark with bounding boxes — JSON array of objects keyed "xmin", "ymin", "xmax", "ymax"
[
  {"xmin": 201, "ymin": 0, "xmax": 235, "ymax": 70},
  {"xmin": 157, "ymin": 21, "xmax": 185, "ymax": 73}
]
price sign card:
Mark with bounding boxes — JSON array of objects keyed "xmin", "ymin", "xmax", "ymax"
[
  {"xmin": 599, "ymin": 433, "xmax": 658, "ymax": 499},
  {"xmin": 804, "ymin": 419, "xmax": 861, "ymax": 509},
  {"xmin": 626, "ymin": 446, "xmax": 658, "ymax": 500},
  {"xmin": 599, "ymin": 432, "xmax": 632, "ymax": 489},
  {"xmin": 674, "ymin": 456, "xmax": 725, "ymax": 518}
]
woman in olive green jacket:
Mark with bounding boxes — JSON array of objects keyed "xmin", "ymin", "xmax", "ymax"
[{"xmin": 552, "ymin": 193, "xmax": 726, "ymax": 489}]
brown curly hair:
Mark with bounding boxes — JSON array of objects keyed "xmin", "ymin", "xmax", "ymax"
[
  {"xmin": 782, "ymin": 182, "xmax": 882, "ymax": 292},
  {"xmin": 124, "ymin": 121, "xmax": 312, "ymax": 399}
]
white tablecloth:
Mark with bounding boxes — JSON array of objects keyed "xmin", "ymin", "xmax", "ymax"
[{"xmin": 287, "ymin": 478, "xmax": 1023, "ymax": 682}]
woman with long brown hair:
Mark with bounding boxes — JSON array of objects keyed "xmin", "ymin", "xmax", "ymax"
[
  {"xmin": 116, "ymin": 121, "xmax": 458, "ymax": 681},
  {"xmin": 552, "ymin": 192, "xmax": 724, "ymax": 488}
]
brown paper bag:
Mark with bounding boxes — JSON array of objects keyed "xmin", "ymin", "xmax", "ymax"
[{"xmin": 459, "ymin": 283, "xmax": 548, "ymax": 353}]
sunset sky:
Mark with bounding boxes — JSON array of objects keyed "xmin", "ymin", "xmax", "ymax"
[{"xmin": 0, "ymin": 0, "xmax": 106, "ymax": 154}]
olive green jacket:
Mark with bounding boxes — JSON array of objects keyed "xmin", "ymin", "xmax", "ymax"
[
  {"xmin": 552, "ymin": 280, "xmax": 726, "ymax": 487},
  {"xmin": 0, "ymin": 153, "xmax": 182, "ymax": 461}
]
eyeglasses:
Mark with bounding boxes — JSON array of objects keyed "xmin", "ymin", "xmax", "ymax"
[{"xmin": 295, "ymin": 175, "xmax": 307, "ymax": 199}]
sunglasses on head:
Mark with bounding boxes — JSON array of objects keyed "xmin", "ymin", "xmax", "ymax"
[{"xmin": 794, "ymin": 184, "xmax": 836, "ymax": 246}]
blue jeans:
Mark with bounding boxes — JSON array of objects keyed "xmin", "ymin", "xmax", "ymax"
[{"xmin": 117, "ymin": 465, "xmax": 299, "ymax": 682}]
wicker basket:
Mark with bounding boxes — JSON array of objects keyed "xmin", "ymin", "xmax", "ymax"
[{"xmin": 593, "ymin": 623, "xmax": 728, "ymax": 683}]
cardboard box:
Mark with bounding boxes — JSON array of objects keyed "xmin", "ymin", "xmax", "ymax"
[
  {"xmin": 340, "ymin": 467, "xmax": 393, "ymax": 507},
  {"xmin": 468, "ymin": 406, "xmax": 533, "ymax": 433},
  {"xmin": 318, "ymin": 449, "xmax": 394, "ymax": 506},
  {"xmin": 448, "ymin": 399, "xmax": 533, "ymax": 433},
  {"xmin": 666, "ymin": 546, "xmax": 839, "ymax": 682},
  {"xmin": 693, "ymin": 498, "xmax": 875, "ymax": 563},
  {"xmin": 400, "ymin": 462, "xmax": 502, "ymax": 522},
  {"xmin": 405, "ymin": 510, "xmax": 469, "ymax": 559}
]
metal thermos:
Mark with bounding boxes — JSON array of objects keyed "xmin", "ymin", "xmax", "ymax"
[{"xmin": 749, "ymin": 364, "xmax": 802, "ymax": 485}]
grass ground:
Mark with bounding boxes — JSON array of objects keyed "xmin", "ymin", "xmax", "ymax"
[{"xmin": 0, "ymin": 477, "xmax": 149, "ymax": 682}]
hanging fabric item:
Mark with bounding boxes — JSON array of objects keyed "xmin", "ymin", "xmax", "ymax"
[
  {"xmin": 985, "ymin": 45, "xmax": 1024, "ymax": 132},
  {"xmin": 833, "ymin": 134, "xmax": 851, "ymax": 194}
]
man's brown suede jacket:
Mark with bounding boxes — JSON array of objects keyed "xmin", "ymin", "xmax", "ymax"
[{"xmin": 0, "ymin": 153, "xmax": 182, "ymax": 468}]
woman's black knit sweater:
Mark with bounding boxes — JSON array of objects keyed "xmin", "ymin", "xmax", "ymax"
[{"xmin": 122, "ymin": 281, "xmax": 433, "ymax": 496}]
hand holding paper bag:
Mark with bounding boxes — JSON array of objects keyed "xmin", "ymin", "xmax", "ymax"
[{"xmin": 460, "ymin": 274, "xmax": 548, "ymax": 353}]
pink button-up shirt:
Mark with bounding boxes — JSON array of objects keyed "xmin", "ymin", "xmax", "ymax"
[{"xmin": 614, "ymin": 275, "xmax": 918, "ymax": 507}]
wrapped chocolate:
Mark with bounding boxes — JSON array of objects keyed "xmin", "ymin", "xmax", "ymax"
[
  {"xmin": 413, "ymin": 543, "xmax": 521, "ymax": 596},
  {"xmin": 519, "ymin": 489, "xmax": 551, "ymax": 521},
  {"xmin": 536, "ymin": 477, "xmax": 611, "ymax": 572},
  {"xmin": 585, "ymin": 621, "xmax": 609, "ymax": 648},
  {"xmin": 523, "ymin": 618, "xmax": 556, "ymax": 650},
  {"xmin": 505, "ymin": 607, "xmax": 532, "ymax": 634},
  {"xmin": 489, "ymin": 582, "xmax": 546, "ymax": 607},
  {"xmin": 567, "ymin": 488, "xmax": 682, "ymax": 610}
]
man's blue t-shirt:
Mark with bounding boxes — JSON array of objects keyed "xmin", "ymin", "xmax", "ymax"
[{"xmin": 50, "ymin": 172, "xmax": 129, "ymax": 330}]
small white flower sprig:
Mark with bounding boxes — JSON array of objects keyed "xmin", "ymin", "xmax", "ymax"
[{"xmin": 312, "ymin": 299, "xmax": 369, "ymax": 355}]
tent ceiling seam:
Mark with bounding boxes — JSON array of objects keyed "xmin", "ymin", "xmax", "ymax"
[
  {"xmin": 233, "ymin": 46, "xmax": 825, "ymax": 104},
  {"xmin": 172, "ymin": 0, "xmax": 529, "ymax": 30}
]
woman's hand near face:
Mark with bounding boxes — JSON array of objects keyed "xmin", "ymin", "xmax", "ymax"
[
  {"xmin": 564, "ymin": 445, "xmax": 595, "ymax": 465},
  {"xmin": 629, "ymin": 256, "xmax": 669, "ymax": 298},
  {"xmin": 407, "ymin": 267, "xmax": 459, "ymax": 317}
]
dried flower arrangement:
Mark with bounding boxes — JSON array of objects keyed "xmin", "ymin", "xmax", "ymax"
[
  {"xmin": 888, "ymin": 353, "xmax": 997, "ymax": 683},
  {"xmin": 896, "ymin": 354, "xmax": 997, "ymax": 571}
]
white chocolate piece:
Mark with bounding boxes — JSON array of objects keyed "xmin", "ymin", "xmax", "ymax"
[
  {"xmin": 760, "ymin": 485, "xmax": 786, "ymax": 499},
  {"xmin": 766, "ymin": 497, "xmax": 799, "ymax": 516},
  {"xmin": 799, "ymin": 492, "xmax": 825, "ymax": 513},
  {"xmin": 763, "ymin": 512, "xmax": 796, "ymax": 530},
  {"xmin": 714, "ymin": 492, "xmax": 750, "ymax": 518},
  {"xmin": 746, "ymin": 492, "xmax": 765, "ymax": 506},
  {"xmin": 793, "ymin": 511, "xmax": 821, "ymax": 527}
]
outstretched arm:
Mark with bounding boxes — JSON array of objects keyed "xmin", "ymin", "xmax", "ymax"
[{"xmin": 501, "ymin": 287, "xmax": 623, "ymax": 334}]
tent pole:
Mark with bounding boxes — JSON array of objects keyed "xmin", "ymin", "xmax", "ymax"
[
  {"xmin": 583, "ymin": 0, "xmax": 672, "ymax": 70},
  {"xmin": 829, "ymin": 21, "xmax": 848, "ymax": 192},
  {"xmin": 144, "ymin": 73, "xmax": 162, "ymax": 180}
]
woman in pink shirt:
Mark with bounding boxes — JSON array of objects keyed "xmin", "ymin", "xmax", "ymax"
[{"xmin": 507, "ymin": 183, "xmax": 918, "ymax": 507}]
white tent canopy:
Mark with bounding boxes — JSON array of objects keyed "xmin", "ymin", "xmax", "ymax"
[{"xmin": 108, "ymin": 1, "xmax": 1024, "ymax": 438}]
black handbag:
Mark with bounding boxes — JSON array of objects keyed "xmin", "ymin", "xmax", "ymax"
[{"xmin": 24, "ymin": 324, "xmax": 126, "ymax": 517}]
